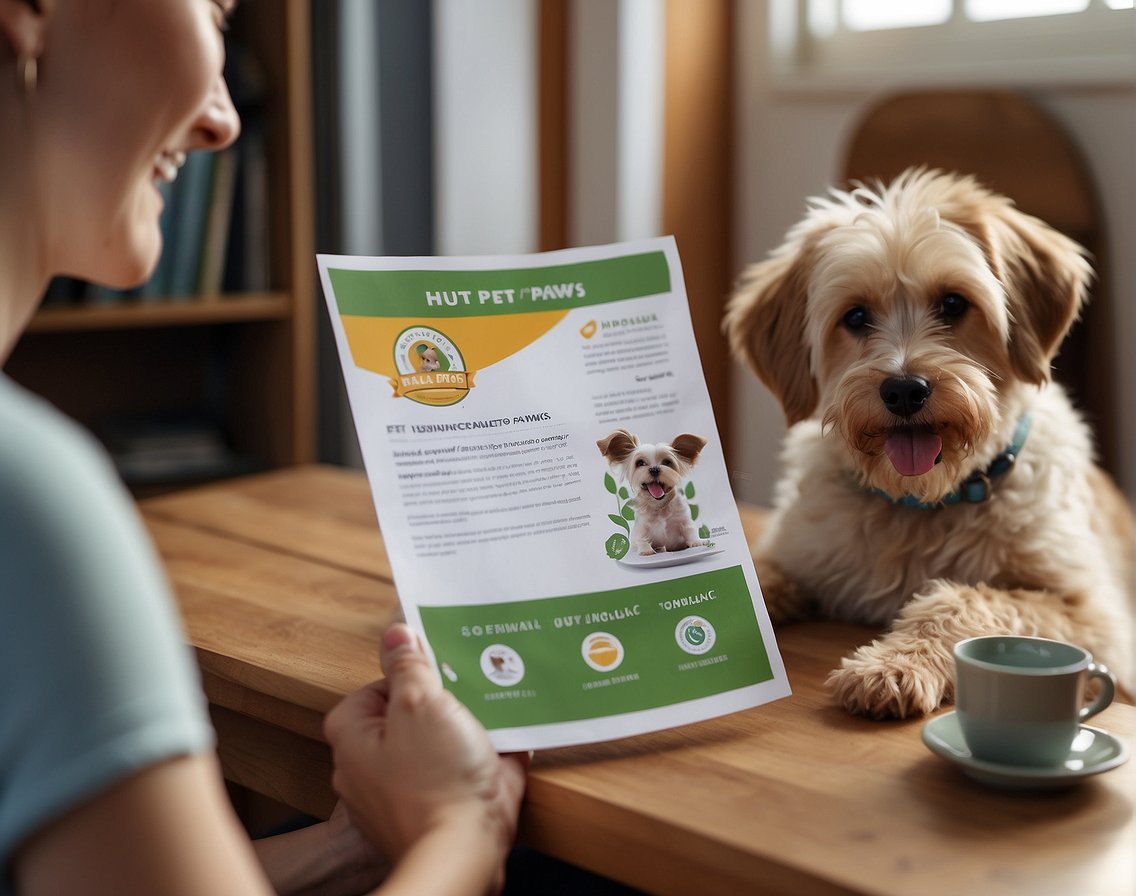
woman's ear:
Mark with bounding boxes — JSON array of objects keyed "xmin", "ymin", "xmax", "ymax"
[{"xmin": 0, "ymin": 0, "xmax": 47, "ymax": 63}]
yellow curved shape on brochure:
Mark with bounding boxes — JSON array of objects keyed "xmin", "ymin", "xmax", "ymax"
[{"xmin": 338, "ymin": 311, "xmax": 570, "ymax": 378}]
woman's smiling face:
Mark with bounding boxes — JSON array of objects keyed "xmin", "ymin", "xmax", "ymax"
[{"xmin": 35, "ymin": 0, "xmax": 240, "ymax": 287}]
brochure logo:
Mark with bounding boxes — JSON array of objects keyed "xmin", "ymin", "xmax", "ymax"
[
  {"xmin": 390, "ymin": 326, "xmax": 475, "ymax": 406},
  {"xmin": 479, "ymin": 644, "xmax": 525, "ymax": 686},
  {"xmin": 581, "ymin": 632, "xmax": 625, "ymax": 672},
  {"xmin": 675, "ymin": 616, "xmax": 716, "ymax": 655}
]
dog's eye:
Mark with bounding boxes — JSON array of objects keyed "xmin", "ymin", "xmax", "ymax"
[
  {"xmin": 635, "ymin": 459, "xmax": 647, "ymax": 468},
  {"xmin": 661, "ymin": 458, "xmax": 674, "ymax": 468},
  {"xmin": 939, "ymin": 293, "xmax": 969, "ymax": 320},
  {"xmin": 841, "ymin": 306, "xmax": 870, "ymax": 332}
]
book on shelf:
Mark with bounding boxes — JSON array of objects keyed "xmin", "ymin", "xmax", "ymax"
[
  {"xmin": 197, "ymin": 146, "xmax": 240, "ymax": 296},
  {"xmin": 223, "ymin": 39, "xmax": 270, "ymax": 294},
  {"xmin": 223, "ymin": 119, "xmax": 270, "ymax": 293},
  {"xmin": 140, "ymin": 177, "xmax": 180, "ymax": 300},
  {"xmin": 164, "ymin": 149, "xmax": 215, "ymax": 298}
]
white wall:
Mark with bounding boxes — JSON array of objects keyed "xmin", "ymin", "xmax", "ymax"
[
  {"xmin": 433, "ymin": 0, "xmax": 539, "ymax": 256},
  {"xmin": 433, "ymin": 0, "xmax": 666, "ymax": 255},
  {"xmin": 730, "ymin": 0, "xmax": 1136, "ymax": 506},
  {"xmin": 569, "ymin": 0, "xmax": 666, "ymax": 246}
]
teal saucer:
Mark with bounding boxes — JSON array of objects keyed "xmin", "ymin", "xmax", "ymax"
[{"xmin": 921, "ymin": 711, "xmax": 1129, "ymax": 790}]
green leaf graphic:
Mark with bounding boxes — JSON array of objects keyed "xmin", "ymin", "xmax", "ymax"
[
  {"xmin": 618, "ymin": 486, "xmax": 630, "ymax": 500},
  {"xmin": 621, "ymin": 504, "xmax": 636, "ymax": 521},
  {"xmin": 605, "ymin": 533, "xmax": 630, "ymax": 559},
  {"xmin": 698, "ymin": 524, "xmax": 711, "ymax": 539},
  {"xmin": 690, "ymin": 504, "xmax": 699, "ymax": 521},
  {"xmin": 604, "ymin": 472, "xmax": 618, "ymax": 494},
  {"xmin": 684, "ymin": 482, "xmax": 696, "ymax": 499},
  {"xmin": 608, "ymin": 513, "xmax": 630, "ymax": 532}
]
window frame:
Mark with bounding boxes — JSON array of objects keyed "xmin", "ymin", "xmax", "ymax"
[{"xmin": 769, "ymin": 0, "xmax": 1136, "ymax": 91}]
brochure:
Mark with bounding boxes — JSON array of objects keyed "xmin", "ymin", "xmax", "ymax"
[{"xmin": 317, "ymin": 237, "xmax": 790, "ymax": 750}]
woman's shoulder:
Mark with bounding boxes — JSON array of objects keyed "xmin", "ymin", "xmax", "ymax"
[
  {"xmin": 0, "ymin": 375, "xmax": 216, "ymax": 869},
  {"xmin": 0, "ymin": 374, "xmax": 123, "ymax": 514},
  {"xmin": 0, "ymin": 374, "xmax": 161, "ymax": 607}
]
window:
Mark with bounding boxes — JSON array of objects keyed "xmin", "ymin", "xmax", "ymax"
[{"xmin": 770, "ymin": 0, "xmax": 1136, "ymax": 88}]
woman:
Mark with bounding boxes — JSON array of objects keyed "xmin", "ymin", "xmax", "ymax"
[{"xmin": 0, "ymin": 2, "xmax": 525, "ymax": 894}]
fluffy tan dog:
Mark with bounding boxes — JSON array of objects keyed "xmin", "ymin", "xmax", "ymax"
[{"xmin": 725, "ymin": 167, "xmax": 1135, "ymax": 719}]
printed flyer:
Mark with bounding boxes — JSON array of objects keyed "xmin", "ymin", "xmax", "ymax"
[{"xmin": 317, "ymin": 237, "xmax": 790, "ymax": 750}]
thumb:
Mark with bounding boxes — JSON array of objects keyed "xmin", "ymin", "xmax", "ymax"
[{"xmin": 380, "ymin": 624, "xmax": 439, "ymax": 706}]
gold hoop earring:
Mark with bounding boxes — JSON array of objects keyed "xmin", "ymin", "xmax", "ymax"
[{"xmin": 17, "ymin": 55, "xmax": 38, "ymax": 97}]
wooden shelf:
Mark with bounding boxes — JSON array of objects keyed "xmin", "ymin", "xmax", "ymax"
[{"xmin": 27, "ymin": 294, "xmax": 293, "ymax": 333}]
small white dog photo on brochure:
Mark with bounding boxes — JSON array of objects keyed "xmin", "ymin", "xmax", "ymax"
[
  {"xmin": 725, "ymin": 167, "xmax": 1135, "ymax": 720},
  {"xmin": 596, "ymin": 428, "xmax": 723, "ymax": 568}
]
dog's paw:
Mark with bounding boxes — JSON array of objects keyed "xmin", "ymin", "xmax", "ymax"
[{"xmin": 827, "ymin": 641, "xmax": 953, "ymax": 720}]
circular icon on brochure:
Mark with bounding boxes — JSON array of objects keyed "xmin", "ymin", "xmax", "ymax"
[
  {"xmin": 479, "ymin": 644, "xmax": 525, "ymax": 686},
  {"xmin": 604, "ymin": 533, "xmax": 630, "ymax": 560},
  {"xmin": 675, "ymin": 616, "xmax": 716, "ymax": 655},
  {"xmin": 581, "ymin": 632, "xmax": 625, "ymax": 672}
]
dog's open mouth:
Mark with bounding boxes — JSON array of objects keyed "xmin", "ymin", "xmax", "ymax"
[
  {"xmin": 644, "ymin": 481, "xmax": 668, "ymax": 500},
  {"xmin": 884, "ymin": 426, "xmax": 943, "ymax": 477}
]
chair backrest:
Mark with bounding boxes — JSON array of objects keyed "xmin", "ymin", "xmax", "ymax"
[{"xmin": 841, "ymin": 89, "xmax": 1115, "ymax": 472}]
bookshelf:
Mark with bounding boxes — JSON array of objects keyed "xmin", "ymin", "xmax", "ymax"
[{"xmin": 6, "ymin": 0, "xmax": 316, "ymax": 492}]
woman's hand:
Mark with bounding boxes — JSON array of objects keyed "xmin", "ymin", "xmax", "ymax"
[{"xmin": 323, "ymin": 624, "xmax": 528, "ymax": 893}]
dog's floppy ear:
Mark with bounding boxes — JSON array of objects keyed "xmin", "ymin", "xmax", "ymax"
[
  {"xmin": 670, "ymin": 433, "xmax": 707, "ymax": 465},
  {"xmin": 965, "ymin": 201, "xmax": 1093, "ymax": 385},
  {"xmin": 597, "ymin": 429, "xmax": 639, "ymax": 463},
  {"xmin": 724, "ymin": 247, "xmax": 818, "ymax": 425}
]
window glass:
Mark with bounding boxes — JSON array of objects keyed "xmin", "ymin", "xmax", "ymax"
[{"xmin": 843, "ymin": 0, "xmax": 951, "ymax": 31}]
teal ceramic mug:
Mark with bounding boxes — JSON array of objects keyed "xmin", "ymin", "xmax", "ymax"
[{"xmin": 953, "ymin": 635, "xmax": 1116, "ymax": 767}]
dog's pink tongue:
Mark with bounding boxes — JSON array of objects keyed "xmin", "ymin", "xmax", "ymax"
[
  {"xmin": 884, "ymin": 429, "xmax": 942, "ymax": 477},
  {"xmin": 647, "ymin": 482, "xmax": 666, "ymax": 500}
]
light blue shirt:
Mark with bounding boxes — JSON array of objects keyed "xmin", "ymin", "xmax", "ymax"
[{"xmin": 0, "ymin": 375, "xmax": 214, "ymax": 892}]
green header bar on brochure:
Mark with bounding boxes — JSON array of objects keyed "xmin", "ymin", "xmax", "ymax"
[
  {"xmin": 329, "ymin": 251, "xmax": 671, "ymax": 318},
  {"xmin": 419, "ymin": 566, "xmax": 771, "ymax": 731}
]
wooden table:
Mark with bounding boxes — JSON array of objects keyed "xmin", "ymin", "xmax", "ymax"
[{"xmin": 141, "ymin": 465, "xmax": 1136, "ymax": 896}]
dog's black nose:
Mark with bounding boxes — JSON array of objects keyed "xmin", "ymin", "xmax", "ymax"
[
  {"xmin": 649, "ymin": 466, "xmax": 661, "ymax": 477},
  {"xmin": 880, "ymin": 376, "xmax": 931, "ymax": 417}
]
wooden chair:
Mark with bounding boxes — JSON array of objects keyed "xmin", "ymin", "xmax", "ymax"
[{"xmin": 841, "ymin": 90, "xmax": 1115, "ymax": 474}]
